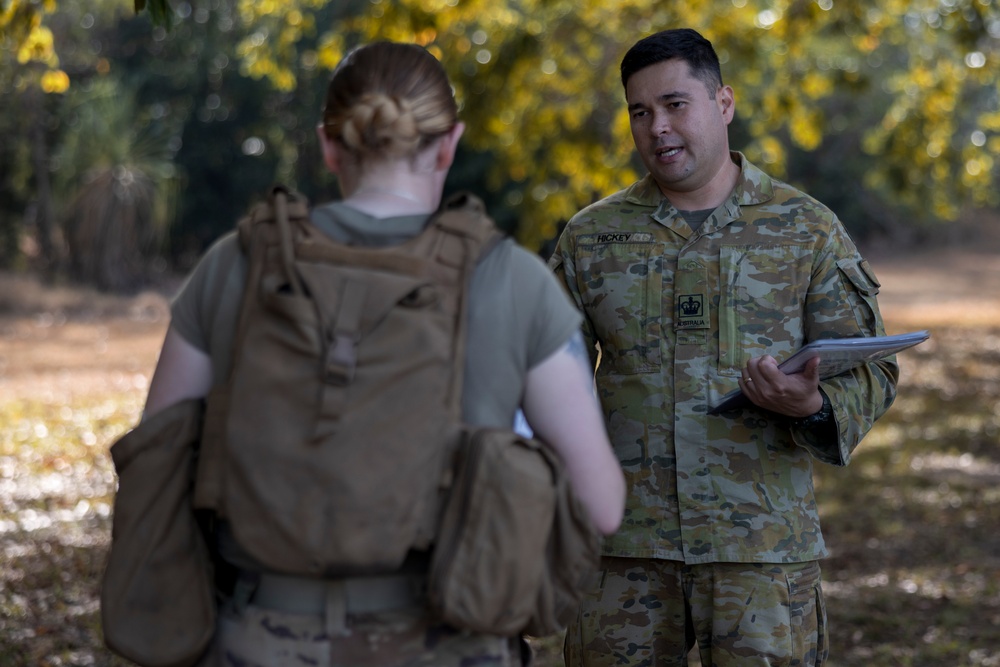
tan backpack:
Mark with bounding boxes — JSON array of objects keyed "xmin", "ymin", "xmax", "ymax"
[
  {"xmin": 192, "ymin": 186, "xmax": 497, "ymax": 574},
  {"xmin": 102, "ymin": 186, "xmax": 601, "ymax": 665}
]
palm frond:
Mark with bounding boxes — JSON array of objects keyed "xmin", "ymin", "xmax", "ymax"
[{"xmin": 135, "ymin": 0, "xmax": 174, "ymax": 30}]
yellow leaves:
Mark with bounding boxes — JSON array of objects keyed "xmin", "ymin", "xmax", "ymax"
[
  {"xmin": 234, "ymin": 2, "xmax": 321, "ymax": 91},
  {"xmin": 40, "ymin": 69, "xmax": 70, "ymax": 94},
  {"xmin": 414, "ymin": 27, "xmax": 438, "ymax": 46},
  {"xmin": 454, "ymin": 36, "xmax": 472, "ymax": 54},
  {"xmin": 977, "ymin": 111, "xmax": 1000, "ymax": 132},
  {"xmin": 962, "ymin": 155, "xmax": 990, "ymax": 182},
  {"xmin": 800, "ymin": 71, "xmax": 831, "ymax": 100},
  {"xmin": 910, "ymin": 65, "xmax": 935, "ymax": 90},
  {"xmin": 238, "ymin": 0, "xmax": 279, "ymax": 21},
  {"xmin": 3, "ymin": 0, "xmax": 68, "ymax": 93},
  {"xmin": 271, "ymin": 69, "xmax": 296, "ymax": 92},
  {"xmin": 857, "ymin": 34, "xmax": 880, "ymax": 54},
  {"xmin": 742, "ymin": 67, "xmax": 764, "ymax": 88},
  {"xmin": 16, "ymin": 24, "xmax": 56, "ymax": 66},
  {"xmin": 420, "ymin": 0, "xmax": 463, "ymax": 11},
  {"xmin": 931, "ymin": 197, "xmax": 958, "ymax": 222},
  {"xmin": 964, "ymin": 151, "xmax": 1000, "ymax": 207},
  {"xmin": 789, "ymin": 108, "xmax": 823, "ymax": 152},
  {"xmin": 315, "ymin": 31, "xmax": 345, "ymax": 71},
  {"xmin": 748, "ymin": 135, "xmax": 787, "ymax": 174}
]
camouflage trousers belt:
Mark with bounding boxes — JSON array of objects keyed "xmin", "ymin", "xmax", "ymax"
[
  {"xmin": 250, "ymin": 572, "xmax": 426, "ymax": 621},
  {"xmin": 234, "ymin": 573, "xmax": 427, "ymax": 637},
  {"xmin": 241, "ymin": 571, "xmax": 428, "ymax": 639}
]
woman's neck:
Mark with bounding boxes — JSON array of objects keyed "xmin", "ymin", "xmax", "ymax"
[{"xmin": 341, "ymin": 172, "xmax": 440, "ymax": 217}]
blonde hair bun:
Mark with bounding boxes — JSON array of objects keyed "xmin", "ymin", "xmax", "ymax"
[
  {"xmin": 322, "ymin": 42, "xmax": 459, "ymax": 160},
  {"xmin": 339, "ymin": 93, "xmax": 421, "ymax": 157}
]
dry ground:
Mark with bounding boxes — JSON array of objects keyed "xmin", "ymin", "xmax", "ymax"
[
  {"xmin": 0, "ymin": 276, "xmax": 170, "ymax": 406},
  {"xmin": 2, "ymin": 245, "xmax": 994, "ymax": 406},
  {"xmin": 1, "ymin": 238, "xmax": 999, "ymax": 666},
  {"xmin": 870, "ymin": 247, "xmax": 1000, "ymax": 331}
]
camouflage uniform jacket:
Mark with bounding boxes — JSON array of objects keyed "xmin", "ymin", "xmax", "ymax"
[{"xmin": 549, "ymin": 153, "xmax": 899, "ymax": 564}]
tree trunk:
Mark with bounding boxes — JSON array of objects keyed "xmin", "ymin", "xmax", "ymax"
[{"xmin": 28, "ymin": 88, "xmax": 58, "ymax": 278}]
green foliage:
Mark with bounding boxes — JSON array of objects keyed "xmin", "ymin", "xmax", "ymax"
[
  {"xmin": 6, "ymin": 0, "xmax": 1000, "ymax": 270},
  {"xmin": 222, "ymin": 0, "xmax": 1000, "ymax": 249},
  {"xmin": 133, "ymin": 0, "xmax": 172, "ymax": 30}
]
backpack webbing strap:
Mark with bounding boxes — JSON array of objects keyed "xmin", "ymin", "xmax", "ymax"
[
  {"xmin": 324, "ymin": 279, "xmax": 367, "ymax": 387},
  {"xmin": 273, "ymin": 187, "xmax": 305, "ymax": 297},
  {"xmin": 432, "ymin": 193, "xmax": 500, "ymax": 268},
  {"xmin": 195, "ymin": 185, "xmax": 311, "ymax": 513},
  {"xmin": 428, "ymin": 193, "xmax": 505, "ymax": 417},
  {"xmin": 231, "ymin": 185, "xmax": 311, "ymax": 381}
]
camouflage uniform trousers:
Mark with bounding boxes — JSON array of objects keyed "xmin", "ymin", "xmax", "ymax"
[
  {"xmin": 195, "ymin": 601, "xmax": 523, "ymax": 667},
  {"xmin": 565, "ymin": 557, "xmax": 828, "ymax": 667}
]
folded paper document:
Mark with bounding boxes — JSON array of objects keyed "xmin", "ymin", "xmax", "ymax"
[{"xmin": 708, "ymin": 330, "xmax": 930, "ymax": 415}]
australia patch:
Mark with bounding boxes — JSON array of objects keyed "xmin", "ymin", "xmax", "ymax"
[{"xmin": 676, "ymin": 293, "xmax": 709, "ymax": 329}]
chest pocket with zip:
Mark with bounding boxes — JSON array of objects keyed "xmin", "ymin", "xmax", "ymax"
[
  {"xmin": 576, "ymin": 240, "xmax": 664, "ymax": 375},
  {"xmin": 718, "ymin": 243, "xmax": 812, "ymax": 375}
]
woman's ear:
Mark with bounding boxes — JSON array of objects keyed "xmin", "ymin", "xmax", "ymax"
[
  {"xmin": 316, "ymin": 124, "xmax": 341, "ymax": 174},
  {"xmin": 435, "ymin": 122, "xmax": 466, "ymax": 171}
]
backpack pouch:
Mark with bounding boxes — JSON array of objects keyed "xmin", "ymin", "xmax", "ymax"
[
  {"xmin": 428, "ymin": 428, "xmax": 555, "ymax": 636},
  {"xmin": 101, "ymin": 399, "xmax": 216, "ymax": 667}
]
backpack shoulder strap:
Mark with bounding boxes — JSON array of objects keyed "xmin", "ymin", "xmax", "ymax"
[
  {"xmin": 422, "ymin": 192, "xmax": 505, "ymax": 414},
  {"xmin": 430, "ymin": 192, "xmax": 504, "ymax": 267},
  {"xmin": 237, "ymin": 185, "xmax": 311, "ymax": 293},
  {"xmin": 231, "ymin": 185, "xmax": 311, "ymax": 372},
  {"xmin": 194, "ymin": 185, "xmax": 311, "ymax": 513}
]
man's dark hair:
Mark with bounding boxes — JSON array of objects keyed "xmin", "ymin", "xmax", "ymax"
[{"xmin": 620, "ymin": 28, "xmax": 723, "ymax": 98}]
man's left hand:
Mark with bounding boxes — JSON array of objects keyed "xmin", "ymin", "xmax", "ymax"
[{"xmin": 739, "ymin": 355, "xmax": 823, "ymax": 418}]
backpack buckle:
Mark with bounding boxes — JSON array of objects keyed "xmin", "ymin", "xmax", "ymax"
[{"xmin": 325, "ymin": 331, "xmax": 358, "ymax": 385}]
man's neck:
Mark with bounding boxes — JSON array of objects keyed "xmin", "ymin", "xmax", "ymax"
[{"xmin": 659, "ymin": 155, "xmax": 741, "ymax": 211}]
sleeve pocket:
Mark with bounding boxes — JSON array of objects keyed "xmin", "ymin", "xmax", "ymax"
[
  {"xmin": 836, "ymin": 257, "xmax": 880, "ymax": 295},
  {"xmin": 836, "ymin": 257, "xmax": 882, "ymax": 332}
]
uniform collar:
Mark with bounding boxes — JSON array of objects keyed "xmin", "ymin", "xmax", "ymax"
[
  {"xmin": 623, "ymin": 152, "xmax": 776, "ymax": 221},
  {"xmin": 625, "ymin": 151, "xmax": 774, "ymax": 208}
]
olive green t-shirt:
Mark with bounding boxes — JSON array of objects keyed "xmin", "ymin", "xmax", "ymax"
[{"xmin": 169, "ymin": 201, "xmax": 582, "ymax": 429}]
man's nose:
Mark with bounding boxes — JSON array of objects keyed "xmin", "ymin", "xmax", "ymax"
[{"xmin": 651, "ymin": 111, "xmax": 671, "ymax": 136}]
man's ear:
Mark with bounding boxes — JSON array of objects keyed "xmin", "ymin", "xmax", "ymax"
[
  {"xmin": 316, "ymin": 124, "xmax": 341, "ymax": 174},
  {"xmin": 718, "ymin": 85, "xmax": 736, "ymax": 125},
  {"xmin": 435, "ymin": 122, "xmax": 466, "ymax": 171}
]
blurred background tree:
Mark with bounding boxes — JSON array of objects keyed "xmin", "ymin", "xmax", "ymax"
[
  {"xmin": 55, "ymin": 76, "xmax": 178, "ymax": 291},
  {"xmin": 2, "ymin": 0, "xmax": 69, "ymax": 273},
  {"xmin": 2, "ymin": 0, "xmax": 999, "ymax": 291}
]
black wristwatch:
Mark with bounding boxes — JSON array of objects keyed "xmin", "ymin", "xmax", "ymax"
[{"xmin": 790, "ymin": 391, "xmax": 833, "ymax": 429}]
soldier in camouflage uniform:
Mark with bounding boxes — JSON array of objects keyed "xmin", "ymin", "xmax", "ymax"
[{"xmin": 549, "ymin": 28, "xmax": 899, "ymax": 666}]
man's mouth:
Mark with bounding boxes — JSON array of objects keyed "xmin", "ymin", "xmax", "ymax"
[{"xmin": 657, "ymin": 147, "xmax": 682, "ymax": 158}]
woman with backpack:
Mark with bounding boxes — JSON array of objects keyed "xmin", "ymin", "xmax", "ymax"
[{"xmin": 137, "ymin": 41, "xmax": 625, "ymax": 666}]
